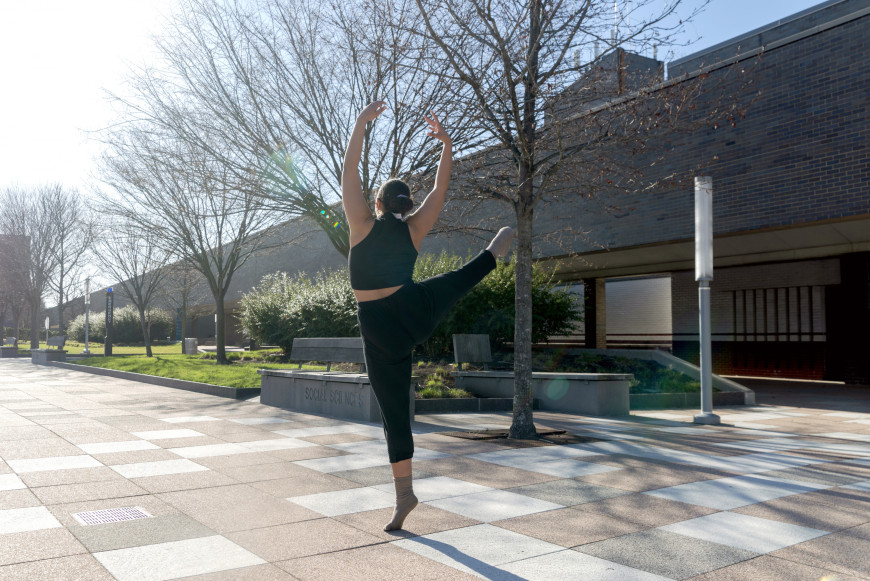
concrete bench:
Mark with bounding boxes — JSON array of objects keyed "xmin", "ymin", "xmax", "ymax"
[
  {"xmin": 32, "ymin": 335, "xmax": 68, "ymax": 364},
  {"xmin": 1, "ymin": 337, "xmax": 18, "ymax": 358},
  {"xmin": 452, "ymin": 334, "xmax": 631, "ymax": 416},
  {"xmin": 259, "ymin": 337, "xmax": 412, "ymax": 423}
]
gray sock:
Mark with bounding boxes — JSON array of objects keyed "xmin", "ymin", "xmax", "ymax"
[{"xmin": 384, "ymin": 474, "xmax": 418, "ymax": 531}]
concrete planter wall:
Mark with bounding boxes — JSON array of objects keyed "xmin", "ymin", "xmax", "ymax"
[
  {"xmin": 454, "ymin": 371, "xmax": 631, "ymax": 416},
  {"xmin": 259, "ymin": 369, "xmax": 413, "ymax": 424},
  {"xmin": 0, "ymin": 346, "xmax": 19, "ymax": 358},
  {"xmin": 31, "ymin": 349, "xmax": 67, "ymax": 364}
]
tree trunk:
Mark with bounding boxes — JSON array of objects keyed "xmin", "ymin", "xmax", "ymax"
[
  {"xmin": 29, "ymin": 298, "xmax": 40, "ymax": 349},
  {"xmin": 57, "ymin": 268, "xmax": 65, "ymax": 333},
  {"xmin": 509, "ymin": 204, "xmax": 537, "ymax": 439},
  {"xmin": 139, "ymin": 306, "xmax": 153, "ymax": 357},
  {"xmin": 215, "ymin": 295, "xmax": 227, "ymax": 364}
]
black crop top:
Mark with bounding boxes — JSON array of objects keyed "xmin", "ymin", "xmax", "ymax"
[{"xmin": 348, "ymin": 214, "xmax": 418, "ymax": 290}]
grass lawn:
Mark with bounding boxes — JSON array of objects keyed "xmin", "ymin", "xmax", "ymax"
[
  {"xmin": 15, "ymin": 341, "xmax": 183, "ymax": 356},
  {"xmin": 74, "ymin": 354, "xmax": 324, "ymax": 389}
]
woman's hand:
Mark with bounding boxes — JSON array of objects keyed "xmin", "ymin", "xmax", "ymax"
[
  {"xmin": 357, "ymin": 100, "xmax": 387, "ymax": 124},
  {"xmin": 425, "ymin": 111, "xmax": 451, "ymax": 144}
]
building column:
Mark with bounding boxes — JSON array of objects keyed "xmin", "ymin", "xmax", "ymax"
[
  {"xmin": 583, "ymin": 278, "xmax": 607, "ymax": 349},
  {"xmin": 832, "ymin": 252, "xmax": 870, "ymax": 384}
]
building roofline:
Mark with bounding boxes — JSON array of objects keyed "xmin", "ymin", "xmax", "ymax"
[{"xmin": 671, "ymin": 0, "xmax": 866, "ymax": 72}]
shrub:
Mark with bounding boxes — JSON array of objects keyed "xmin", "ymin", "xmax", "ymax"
[
  {"xmin": 238, "ymin": 270, "xmax": 358, "ymax": 354},
  {"xmin": 66, "ymin": 306, "xmax": 175, "ymax": 344},
  {"xmin": 413, "ymin": 252, "xmax": 582, "ymax": 357}
]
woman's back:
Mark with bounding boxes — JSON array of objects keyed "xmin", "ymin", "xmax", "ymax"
[{"xmin": 348, "ymin": 214, "xmax": 418, "ymax": 291}]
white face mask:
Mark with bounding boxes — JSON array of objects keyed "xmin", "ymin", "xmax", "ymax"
[{"xmin": 392, "ymin": 212, "xmax": 405, "ymax": 221}]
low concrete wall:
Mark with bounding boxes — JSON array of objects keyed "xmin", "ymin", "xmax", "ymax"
[
  {"xmin": 0, "ymin": 346, "xmax": 19, "ymax": 359},
  {"xmin": 32, "ymin": 349, "xmax": 67, "ymax": 364},
  {"xmin": 45, "ymin": 361, "xmax": 259, "ymax": 400},
  {"xmin": 454, "ymin": 371, "xmax": 631, "ymax": 416},
  {"xmin": 259, "ymin": 369, "xmax": 414, "ymax": 424}
]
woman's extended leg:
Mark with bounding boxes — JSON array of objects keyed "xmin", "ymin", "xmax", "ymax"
[{"xmin": 418, "ymin": 227, "xmax": 515, "ymax": 331}]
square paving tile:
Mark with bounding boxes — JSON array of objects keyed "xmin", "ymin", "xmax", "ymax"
[
  {"xmin": 685, "ymin": 555, "xmax": 866, "ymax": 581},
  {"xmin": 372, "ymin": 476, "xmax": 492, "ymax": 502},
  {"xmin": 77, "ymin": 440, "xmax": 161, "ymax": 454},
  {"xmin": 329, "ymin": 465, "xmax": 437, "ymax": 486},
  {"xmin": 111, "ymin": 459, "xmax": 210, "ymax": 479},
  {"xmin": 576, "ymin": 529, "xmax": 759, "ymax": 580},
  {"xmin": 507, "ymin": 479, "xmax": 631, "ymax": 506},
  {"xmin": 277, "ymin": 542, "xmax": 482, "ymax": 581},
  {"xmin": 0, "ymin": 554, "xmax": 116, "ymax": 581},
  {"xmin": 130, "ymin": 470, "xmax": 240, "ymax": 494},
  {"xmin": 251, "ymin": 472, "xmax": 360, "ymax": 498},
  {"xmin": 333, "ymin": 503, "xmax": 481, "ymax": 541},
  {"xmin": 0, "ymin": 488, "xmax": 42, "ymax": 510},
  {"xmin": 169, "ymin": 443, "xmax": 259, "ymax": 459},
  {"xmin": 575, "ymin": 493, "xmax": 717, "ymax": 527},
  {"xmin": 6, "ymin": 455, "xmax": 103, "ymax": 473},
  {"xmin": 93, "ymin": 535, "xmax": 266, "ymax": 581},
  {"xmin": 757, "ymin": 465, "xmax": 866, "ymax": 486},
  {"xmin": 174, "ymin": 563, "xmax": 297, "ymax": 580},
  {"xmin": 732, "ymin": 492, "xmax": 870, "ymax": 531},
  {"xmin": 229, "ymin": 417, "xmax": 294, "ymax": 426},
  {"xmin": 228, "ymin": 518, "xmax": 382, "ymax": 561},
  {"xmin": 425, "ymin": 489, "xmax": 562, "ymax": 522},
  {"xmin": 294, "ymin": 454, "xmax": 389, "ymax": 473},
  {"xmin": 499, "ymin": 549, "xmax": 673, "ymax": 581},
  {"xmin": 0, "ymin": 527, "xmax": 87, "ymax": 566},
  {"xmin": 770, "ymin": 526, "xmax": 870, "ymax": 578},
  {"xmin": 660, "ymin": 511, "xmax": 829, "ymax": 553},
  {"xmin": 843, "ymin": 480, "xmax": 870, "ymax": 492},
  {"xmin": 493, "ymin": 506, "xmax": 647, "ymax": 548},
  {"xmin": 414, "ymin": 456, "xmax": 559, "ymax": 489},
  {"xmin": 393, "ymin": 523, "xmax": 563, "ymax": 576},
  {"xmin": 160, "ymin": 416, "xmax": 222, "ymax": 423},
  {"xmin": 287, "ymin": 486, "xmax": 393, "ymax": 517},
  {"xmin": 0, "ymin": 473, "xmax": 26, "ymax": 491},
  {"xmin": 131, "ymin": 429, "xmax": 205, "ymax": 440},
  {"xmin": 68, "ymin": 513, "xmax": 216, "ymax": 552},
  {"xmin": 158, "ymin": 484, "xmax": 321, "ymax": 533},
  {"xmin": 644, "ymin": 474, "xmax": 830, "ymax": 510},
  {"xmin": 19, "ymin": 466, "xmax": 125, "ymax": 488},
  {"xmin": 31, "ymin": 479, "xmax": 149, "ymax": 505},
  {"xmin": 0, "ymin": 506, "xmax": 63, "ymax": 534},
  {"xmin": 239, "ymin": 438, "xmax": 318, "ymax": 452}
]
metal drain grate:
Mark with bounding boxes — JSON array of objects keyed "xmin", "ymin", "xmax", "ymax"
[{"xmin": 72, "ymin": 506, "xmax": 153, "ymax": 526}]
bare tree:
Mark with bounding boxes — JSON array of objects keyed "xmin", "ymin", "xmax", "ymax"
[
  {"xmin": 155, "ymin": 260, "xmax": 211, "ymax": 342},
  {"xmin": 46, "ymin": 189, "xmax": 96, "ymax": 332},
  {"xmin": 409, "ymin": 0, "xmax": 755, "ymax": 438},
  {"xmin": 93, "ymin": 218, "xmax": 170, "ymax": 357},
  {"xmin": 0, "ymin": 185, "xmax": 66, "ymax": 348},
  {"xmin": 97, "ymin": 125, "xmax": 278, "ymax": 364},
  {"xmin": 102, "ymin": 0, "xmax": 481, "ymax": 258},
  {"xmin": 0, "ymin": 234, "xmax": 29, "ymax": 342}
]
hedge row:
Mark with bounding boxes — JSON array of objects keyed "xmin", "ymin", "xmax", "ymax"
[{"xmin": 238, "ymin": 252, "xmax": 582, "ymax": 356}]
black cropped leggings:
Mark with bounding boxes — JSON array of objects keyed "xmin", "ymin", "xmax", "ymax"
[{"xmin": 357, "ymin": 250, "xmax": 497, "ymax": 463}]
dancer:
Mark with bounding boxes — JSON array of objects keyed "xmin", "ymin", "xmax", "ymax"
[{"xmin": 342, "ymin": 101, "xmax": 514, "ymax": 531}]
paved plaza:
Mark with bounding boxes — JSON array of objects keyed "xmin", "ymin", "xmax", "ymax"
[{"xmin": 1, "ymin": 359, "xmax": 869, "ymax": 580}]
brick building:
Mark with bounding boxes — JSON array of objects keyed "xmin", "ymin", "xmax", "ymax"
[{"xmin": 541, "ymin": 0, "xmax": 870, "ymax": 383}]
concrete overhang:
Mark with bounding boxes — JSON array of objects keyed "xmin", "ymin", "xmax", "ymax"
[{"xmin": 546, "ymin": 214, "xmax": 870, "ymax": 281}]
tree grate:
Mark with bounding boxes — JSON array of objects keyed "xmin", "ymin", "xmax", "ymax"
[{"xmin": 72, "ymin": 506, "xmax": 153, "ymax": 526}]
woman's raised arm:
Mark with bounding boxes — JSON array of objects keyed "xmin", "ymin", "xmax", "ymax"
[
  {"xmin": 407, "ymin": 112, "xmax": 451, "ymax": 249},
  {"xmin": 342, "ymin": 101, "xmax": 386, "ymax": 241}
]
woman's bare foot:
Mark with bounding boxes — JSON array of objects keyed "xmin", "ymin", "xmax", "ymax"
[{"xmin": 486, "ymin": 227, "xmax": 515, "ymax": 258}]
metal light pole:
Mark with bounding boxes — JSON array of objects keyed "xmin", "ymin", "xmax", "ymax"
[
  {"xmin": 83, "ymin": 278, "xmax": 91, "ymax": 355},
  {"xmin": 694, "ymin": 177, "xmax": 720, "ymax": 425}
]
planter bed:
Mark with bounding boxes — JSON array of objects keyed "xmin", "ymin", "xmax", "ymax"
[{"xmin": 415, "ymin": 397, "xmax": 541, "ymax": 413}]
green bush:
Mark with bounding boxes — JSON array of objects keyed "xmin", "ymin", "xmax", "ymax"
[
  {"xmin": 413, "ymin": 252, "xmax": 582, "ymax": 357},
  {"xmin": 238, "ymin": 270, "xmax": 358, "ymax": 354},
  {"xmin": 66, "ymin": 306, "xmax": 174, "ymax": 344}
]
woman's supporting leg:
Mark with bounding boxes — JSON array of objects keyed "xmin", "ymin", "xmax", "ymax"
[{"xmin": 385, "ymin": 459, "xmax": 418, "ymax": 531}]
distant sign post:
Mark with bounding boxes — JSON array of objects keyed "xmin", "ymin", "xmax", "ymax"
[
  {"xmin": 45, "ymin": 316, "xmax": 50, "ymax": 344},
  {"xmin": 83, "ymin": 278, "xmax": 91, "ymax": 355},
  {"xmin": 694, "ymin": 177, "xmax": 720, "ymax": 425},
  {"xmin": 105, "ymin": 288, "xmax": 114, "ymax": 357}
]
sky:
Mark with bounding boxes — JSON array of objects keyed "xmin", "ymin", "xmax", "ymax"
[{"xmin": 0, "ymin": 0, "xmax": 828, "ymax": 194}]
